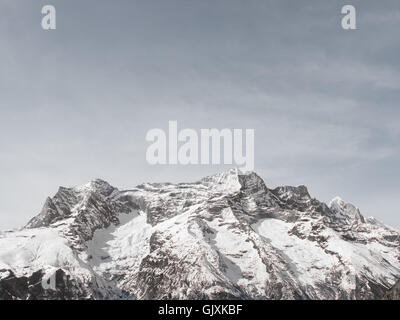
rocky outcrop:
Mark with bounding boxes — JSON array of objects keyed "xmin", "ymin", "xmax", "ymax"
[{"xmin": 383, "ymin": 280, "xmax": 400, "ymax": 300}]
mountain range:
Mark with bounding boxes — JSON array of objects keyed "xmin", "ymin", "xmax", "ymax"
[{"xmin": 0, "ymin": 169, "xmax": 399, "ymax": 300}]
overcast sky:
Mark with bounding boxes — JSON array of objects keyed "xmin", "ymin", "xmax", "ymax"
[{"xmin": 0, "ymin": 0, "xmax": 399, "ymax": 229}]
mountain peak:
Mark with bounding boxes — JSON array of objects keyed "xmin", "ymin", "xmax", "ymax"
[
  {"xmin": 271, "ymin": 185, "xmax": 311, "ymax": 202},
  {"xmin": 200, "ymin": 168, "xmax": 243, "ymax": 192},
  {"xmin": 73, "ymin": 179, "xmax": 115, "ymax": 196},
  {"xmin": 25, "ymin": 179, "xmax": 118, "ymax": 230},
  {"xmin": 329, "ymin": 196, "xmax": 365, "ymax": 224}
]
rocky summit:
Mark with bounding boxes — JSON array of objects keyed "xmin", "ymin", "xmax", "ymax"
[{"xmin": 0, "ymin": 169, "xmax": 399, "ymax": 300}]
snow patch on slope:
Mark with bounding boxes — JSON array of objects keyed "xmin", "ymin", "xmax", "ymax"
[
  {"xmin": 0, "ymin": 228, "xmax": 85, "ymax": 278},
  {"xmin": 85, "ymin": 210, "xmax": 152, "ymax": 274},
  {"xmin": 252, "ymin": 218, "xmax": 338, "ymax": 285}
]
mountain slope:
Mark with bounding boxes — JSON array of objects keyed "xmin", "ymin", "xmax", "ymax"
[
  {"xmin": 1, "ymin": 169, "xmax": 399, "ymax": 300},
  {"xmin": 383, "ymin": 280, "xmax": 400, "ymax": 300}
]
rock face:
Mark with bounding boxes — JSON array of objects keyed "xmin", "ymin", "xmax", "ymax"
[
  {"xmin": 383, "ymin": 280, "xmax": 400, "ymax": 300},
  {"xmin": 1, "ymin": 169, "xmax": 399, "ymax": 300}
]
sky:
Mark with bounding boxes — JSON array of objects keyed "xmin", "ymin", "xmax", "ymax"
[{"xmin": 0, "ymin": 0, "xmax": 399, "ymax": 229}]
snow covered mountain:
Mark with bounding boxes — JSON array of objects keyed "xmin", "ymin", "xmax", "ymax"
[{"xmin": 1, "ymin": 169, "xmax": 399, "ymax": 300}]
